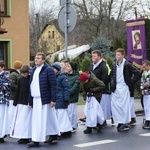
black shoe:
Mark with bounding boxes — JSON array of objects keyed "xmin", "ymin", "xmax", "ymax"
[
  {"xmin": 4, "ymin": 135, "xmax": 7, "ymax": 138},
  {"xmin": 61, "ymin": 131, "xmax": 72, "ymax": 138},
  {"xmin": 79, "ymin": 117, "xmax": 86, "ymax": 122},
  {"xmin": 93, "ymin": 127, "xmax": 97, "ymax": 130},
  {"xmin": 103, "ymin": 121, "xmax": 107, "ymax": 127},
  {"xmin": 143, "ymin": 121, "xmax": 150, "ymax": 129},
  {"xmin": 27, "ymin": 141, "xmax": 39, "ymax": 148},
  {"xmin": 117, "ymin": 123, "xmax": 122, "ymax": 129},
  {"xmin": 45, "ymin": 136, "xmax": 58, "ymax": 143},
  {"xmin": 0, "ymin": 138, "xmax": 5, "ymax": 143},
  {"xmin": 57, "ymin": 136, "xmax": 61, "ymax": 140},
  {"xmin": 18, "ymin": 139, "xmax": 30, "ymax": 144},
  {"xmin": 83, "ymin": 127, "xmax": 92, "ymax": 134},
  {"xmin": 97, "ymin": 124, "xmax": 103, "ymax": 133},
  {"xmin": 71, "ymin": 128, "xmax": 76, "ymax": 133},
  {"xmin": 118, "ymin": 124, "xmax": 129, "ymax": 132}
]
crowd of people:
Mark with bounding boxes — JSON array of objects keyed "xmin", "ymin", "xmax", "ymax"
[{"xmin": 0, "ymin": 48, "xmax": 149, "ymax": 148}]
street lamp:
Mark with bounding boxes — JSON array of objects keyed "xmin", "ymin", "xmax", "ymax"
[
  {"xmin": 0, "ymin": 4, "xmax": 7, "ymax": 34},
  {"xmin": 134, "ymin": 3, "xmax": 138, "ymax": 19}
]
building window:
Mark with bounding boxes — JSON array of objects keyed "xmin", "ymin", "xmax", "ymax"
[
  {"xmin": 0, "ymin": 0, "xmax": 11, "ymax": 17},
  {"xmin": 52, "ymin": 31, "xmax": 55, "ymax": 38},
  {"xmin": 48, "ymin": 31, "xmax": 51, "ymax": 39},
  {"xmin": 0, "ymin": 41, "xmax": 8, "ymax": 67},
  {"xmin": 57, "ymin": 45, "xmax": 60, "ymax": 51}
]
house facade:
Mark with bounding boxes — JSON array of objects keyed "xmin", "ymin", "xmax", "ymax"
[
  {"xmin": 0, "ymin": 0, "xmax": 29, "ymax": 69},
  {"xmin": 38, "ymin": 20, "xmax": 65, "ymax": 54}
]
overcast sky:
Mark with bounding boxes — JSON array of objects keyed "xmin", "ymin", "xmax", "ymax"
[
  {"xmin": 29, "ymin": 0, "xmax": 150, "ymax": 20},
  {"xmin": 29, "ymin": 0, "xmax": 59, "ymax": 7}
]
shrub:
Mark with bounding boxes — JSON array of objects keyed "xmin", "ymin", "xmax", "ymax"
[{"xmin": 81, "ymin": 55, "xmax": 92, "ymax": 72}]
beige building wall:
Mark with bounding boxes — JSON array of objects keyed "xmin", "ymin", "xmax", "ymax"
[
  {"xmin": 39, "ymin": 24, "xmax": 64, "ymax": 54},
  {"xmin": 0, "ymin": 0, "xmax": 29, "ymax": 68}
]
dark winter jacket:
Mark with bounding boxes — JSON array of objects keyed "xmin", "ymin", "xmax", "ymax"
[
  {"xmin": 13, "ymin": 75, "xmax": 30, "ymax": 106},
  {"xmin": 0, "ymin": 71, "xmax": 11, "ymax": 105},
  {"xmin": 55, "ymin": 72, "xmax": 70, "ymax": 109},
  {"xmin": 83, "ymin": 72, "xmax": 105, "ymax": 102},
  {"xmin": 9, "ymin": 70, "xmax": 21, "ymax": 100},
  {"xmin": 110, "ymin": 60, "xmax": 141, "ymax": 96},
  {"xmin": 68, "ymin": 70, "xmax": 80, "ymax": 103},
  {"xmin": 28, "ymin": 63, "xmax": 57, "ymax": 106},
  {"xmin": 90, "ymin": 60, "xmax": 110, "ymax": 94}
]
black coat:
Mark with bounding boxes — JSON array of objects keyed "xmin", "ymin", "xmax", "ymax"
[
  {"xmin": 13, "ymin": 75, "xmax": 30, "ymax": 106},
  {"xmin": 90, "ymin": 60, "xmax": 110, "ymax": 94},
  {"xmin": 110, "ymin": 60, "xmax": 141, "ymax": 97}
]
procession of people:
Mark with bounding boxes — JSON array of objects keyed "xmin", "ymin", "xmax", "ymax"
[{"xmin": 0, "ymin": 48, "xmax": 149, "ymax": 148}]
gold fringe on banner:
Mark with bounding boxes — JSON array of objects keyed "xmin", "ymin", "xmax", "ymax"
[
  {"xmin": 126, "ymin": 21, "xmax": 145, "ymax": 27},
  {"xmin": 133, "ymin": 61, "xmax": 141, "ymax": 69}
]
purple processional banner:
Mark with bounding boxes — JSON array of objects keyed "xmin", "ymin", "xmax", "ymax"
[{"xmin": 126, "ymin": 18, "xmax": 147, "ymax": 68}]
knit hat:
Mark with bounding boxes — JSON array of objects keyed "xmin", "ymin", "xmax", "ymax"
[
  {"xmin": 79, "ymin": 72, "xmax": 90, "ymax": 82},
  {"xmin": 52, "ymin": 62, "xmax": 61, "ymax": 71},
  {"xmin": 13, "ymin": 60, "xmax": 23, "ymax": 69},
  {"xmin": 20, "ymin": 65, "xmax": 30, "ymax": 73},
  {"xmin": 69, "ymin": 62, "xmax": 78, "ymax": 71}
]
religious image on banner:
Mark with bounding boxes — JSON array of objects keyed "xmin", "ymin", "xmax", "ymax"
[
  {"xmin": 132, "ymin": 30, "xmax": 142, "ymax": 50},
  {"xmin": 126, "ymin": 18, "xmax": 147, "ymax": 68}
]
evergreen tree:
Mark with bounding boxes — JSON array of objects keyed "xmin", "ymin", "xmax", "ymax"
[
  {"xmin": 113, "ymin": 37, "xmax": 123, "ymax": 50},
  {"xmin": 90, "ymin": 36, "xmax": 114, "ymax": 58},
  {"xmin": 72, "ymin": 56, "xmax": 81, "ymax": 70},
  {"xmin": 54, "ymin": 55, "xmax": 59, "ymax": 62},
  {"xmin": 81, "ymin": 56, "xmax": 92, "ymax": 72}
]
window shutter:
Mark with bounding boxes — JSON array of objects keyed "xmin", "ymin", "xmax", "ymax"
[{"xmin": 6, "ymin": 0, "xmax": 11, "ymax": 16}]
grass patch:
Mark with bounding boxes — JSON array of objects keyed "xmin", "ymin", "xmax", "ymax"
[
  {"xmin": 77, "ymin": 99, "xmax": 86, "ymax": 105},
  {"xmin": 77, "ymin": 94, "xmax": 86, "ymax": 105}
]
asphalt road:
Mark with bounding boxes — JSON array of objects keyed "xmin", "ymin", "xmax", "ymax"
[{"xmin": 0, "ymin": 116, "xmax": 150, "ymax": 150}]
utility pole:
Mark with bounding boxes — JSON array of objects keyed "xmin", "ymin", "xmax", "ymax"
[
  {"xmin": 35, "ymin": 13, "xmax": 40, "ymax": 52},
  {"xmin": 64, "ymin": 0, "xmax": 68, "ymax": 60},
  {"xmin": 134, "ymin": 3, "xmax": 138, "ymax": 19},
  {"xmin": 58, "ymin": 0, "xmax": 77, "ymax": 60}
]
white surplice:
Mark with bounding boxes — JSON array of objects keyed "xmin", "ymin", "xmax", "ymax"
[
  {"xmin": 100, "ymin": 94, "xmax": 112, "ymax": 120},
  {"xmin": 0, "ymin": 104, "xmax": 9, "ymax": 138},
  {"xmin": 10, "ymin": 104, "xmax": 32, "ymax": 139},
  {"xmin": 84, "ymin": 96, "xmax": 104, "ymax": 127},
  {"xmin": 32, "ymin": 98, "xmax": 60, "ymax": 142},
  {"xmin": 67, "ymin": 103, "xmax": 78, "ymax": 129},
  {"xmin": 8, "ymin": 100, "xmax": 15, "ymax": 131},
  {"xmin": 111, "ymin": 59, "xmax": 131, "ymax": 124},
  {"xmin": 30, "ymin": 65, "xmax": 60, "ymax": 142},
  {"xmin": 56, "ymin": 109, "xmax": 72, "ymax": 132},
  {"xmin": 143, "ymin": 95, "xmax": 150, "ymax": 120}
]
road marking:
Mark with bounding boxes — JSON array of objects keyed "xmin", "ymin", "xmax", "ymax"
[
  {"xmin": 139, "ymin": 133, "xmax": 150, "ymax": 137},
  {"xmin": 74, "ymin": 140, "xmax": 117, "ymax": 148}
]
